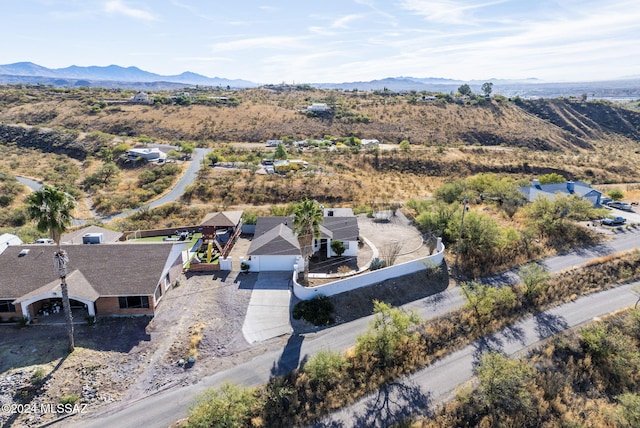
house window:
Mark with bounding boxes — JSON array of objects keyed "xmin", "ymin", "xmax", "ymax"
[
  {"xmin": 0, "ymin": 300, "xmax": 16, "ymax": 312},
  {"xmin": 154, "ymin": 284, "xmax": 163, "ymax": 302},
  {"xmin": 343, "ymin": 242, "xmax": 350, "ymax": 249},
  {"xmin": 118, "ymin": 296, "xmax": 150, "ymax": 309}
]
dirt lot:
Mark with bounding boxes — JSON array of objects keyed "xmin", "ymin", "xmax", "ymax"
[{"xmin": 0, "ymin": 210, "xmax": 446, "ymax": 427}]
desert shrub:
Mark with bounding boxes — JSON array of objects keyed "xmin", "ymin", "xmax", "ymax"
[
  {"xmin": 615, "ymin": 393, "xmax": 640, "ymax": 427},
  {"xmin": 353, "ymin": 204, "xmax": 374, "ymax": 216},
  {"xmin": 538, "ymin": 172, "xmax": 566, "ymax": 184},
  {"xmin": 608, "ymin": 188, "xmax": 624, "ymax": 200},
  {"xmin": 59, "ymin": 394, "xmax": 79, "ymax": 405},
  {"xmin": 476, "ymin": 352, "xmax": 536, "ymax": 416},
  {"xmin": 292, "ymin": 296, "xmax": 335, "ymax": 326},
  {"xmin": 137, "ymin": 164, "xmax": 181, "ymax": 195},
  {"xmin": 434, "ymin": 180, "xmax": 466, "ymax": 203},
  {"xmin": 330, "ymin": 240, "xmax": 345, "ymax": 256},
  {"xmin": 460, "ymin": 281, "xmax": 517, "ymax": 327},
  {"xmin": 303, "ymin": 350, "xmax": 349, "ymax": 383},
  {"xmin": 0, "ymin": 207, "xmax": 28, "ymax": 227},
  {"xmin": 187, "ymin": 383, "xmax": 258, "ymax": 428},
  {"xmin": 241, "ymin": 210, "xmax": 258, "ymax": 225},
  {"xmin": 369, "ymin": 257, "xmax": 385, "ymax": 270},
  {"xmin": 355, "ymin": 301, "xmax": 421, "ymax": 367},
  {"xmin": 518, "ymin": 262, "xmax": 550, "ymax": 304},
  {"xmin": 31, "ymin": 367, "xmax": 46, "ymax": 385}
]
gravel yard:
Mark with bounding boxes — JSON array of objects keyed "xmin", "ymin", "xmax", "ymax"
[
  {"xmin": 0, "ymin": 270, "xmax": 287, "ymax": 427},
  {"xmin": 0, "ymin": 209, "xmax": 443, "ymax": 427}
]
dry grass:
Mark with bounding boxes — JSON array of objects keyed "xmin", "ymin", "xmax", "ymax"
[
  {"xmin": 187, "ymin": 323, "xmax": 206, "ymax": 359},
  {"xmin": 3, "ymin": 86, "xmax": 640, "ymax": 239}
]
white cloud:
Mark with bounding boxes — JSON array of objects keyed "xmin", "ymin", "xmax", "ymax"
[
  {"xmin": 331, "ymin": 14, "xmax": 365, "ymax": 29},
  {"xmin": 104, "ymin": 0, "xmax": 157, "ymax": 21},
  {"xmin": 397, "ymin": 0, "xmax": 510, "ymax": 24},
  {"xmin": 211, "ymin": 36, "xmax": 306, "ymax": 53}
]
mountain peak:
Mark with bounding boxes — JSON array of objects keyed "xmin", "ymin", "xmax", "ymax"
[{"xmin": 0, "ymin": 62, "xmax": 257, "ymax": 88}]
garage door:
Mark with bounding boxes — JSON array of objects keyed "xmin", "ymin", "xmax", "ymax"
[{"xmin": 255, "ymin": 255, "xmax": 297, "ymax": 271}]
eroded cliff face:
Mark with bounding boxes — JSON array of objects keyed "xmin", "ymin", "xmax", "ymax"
[
  {"xmin": 0, "ymin": 123, "xmax": 100, "ymax": 160},
  {"xmin": 516, "ymin": 98, "xmax": 640, "ymax": 141}
]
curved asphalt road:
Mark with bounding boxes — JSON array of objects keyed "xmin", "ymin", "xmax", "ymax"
[
  {"xmin": 317, "ymin": 280, "xmax": 639, "ymax": 427},
  {"xmin": 100, "ymin": 146, "xmax": 210, "ymax": 222},
  {"xmin": 16, "ymin": 145, "xmax": 210, "ymax": 223},
  {"xmin": 16, "ymin": 176, "xmax": 44, "ymax": 191},
  {"xmin": 58, "ymin": 230, "xmax": 640, "ymax": 428}
]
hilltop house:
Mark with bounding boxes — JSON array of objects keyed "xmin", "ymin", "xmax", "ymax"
[
  {"xmin": 306, "ymin": 103, "xmax": 331, "ymax": 113},
  {"xmin": 519, "ymin": 179, "xmax": 603, "ymax": 206},
  {"xmin": 360, "ymin": 139, "xmax": 380, "ymax": 149},
  {"xmin": 246, "ymin": 208, "xmax": 359, "ymax": 272},
  {"xmin": 0, "ymin": 243, "xmax": 183, "ymax": 322},
  {"xmin": 130, "ymin": 91, "xmax": 152, "ymax": 104},
  {"xmin": 127, "ymin": 147, "xmax": 166, "ymax": 162}
]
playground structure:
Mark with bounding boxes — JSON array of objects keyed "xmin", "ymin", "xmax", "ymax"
[{"xmin": 120, "ymin": 211, "xmax": 243, "ymax": 273}]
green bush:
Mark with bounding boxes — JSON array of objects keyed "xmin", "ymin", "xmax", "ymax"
[
  {"xmin": 292, "ymin": 296, "xmax": 335, "ymax": 326},
  {"xmin": 60, "ymin": 394, "xmax": 79, "ymax": 405},
  {"xmin": 188, "ymin": 383, "xmax": 257, "ymax": 428},
  {"xmin": 609, "ymin": 188, "xmax": 624, "ymax": 200},
  {"xmin": 330, "ymin": 240, "xmax": 345, "ymax": 257},
  {"xmin": 303, "ymin": 350, "xmax": 348, "ymax": 383},
  {"xmin": 369, "ymin": 257, "xmax": 385, "ymax": 270},
  {"xmin": 31, "ymin": 367, "xmax": 46, "ymax": 385}
]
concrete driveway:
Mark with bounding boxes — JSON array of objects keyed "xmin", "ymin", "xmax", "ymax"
[{"xmin": 241, "ymin": 271, "xmax": 292, "ymax": 344}]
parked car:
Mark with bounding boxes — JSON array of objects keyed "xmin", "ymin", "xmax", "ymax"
[
  {"xmin": 601, "ymin": 216, "xmax": 627, "ymax": 226},
  {"xmin": 600, "ymin": 197, "xmax": 612, "ymax": 205},
  {"xmin": 608, "ymin": 201, "xmax": 633, "ymax": 211}
]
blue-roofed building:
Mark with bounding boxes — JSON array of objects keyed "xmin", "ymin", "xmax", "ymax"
[{"xmin": 519, "ymin": 179, "xmax": 603, "ymax": 206}]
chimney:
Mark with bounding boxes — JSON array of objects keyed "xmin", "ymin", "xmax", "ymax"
[
  {"xmin": 532, "ymin": 179, "xmax": 541, "ymax": 189},
  {"xmin": 567, "ymin": 181, "xmax": 575, "ymax": 193}
]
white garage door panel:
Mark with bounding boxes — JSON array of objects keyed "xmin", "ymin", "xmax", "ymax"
[{"xmin": 258, "ymin": 255, "xmax": 297, "ymax": 271}]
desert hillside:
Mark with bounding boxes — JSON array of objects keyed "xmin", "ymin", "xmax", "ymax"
[
  {"xmin": 0, "ymin": 85, "xmax": 639, "ymax": 196},
  {"xmin": 0, "ymin": 86, "xmax": 638, "ymax": 151}
]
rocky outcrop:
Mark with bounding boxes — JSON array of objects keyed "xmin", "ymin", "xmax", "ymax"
[{"xmin": 0, "ymin": 123, "xmax": 99, "ymax": 160}]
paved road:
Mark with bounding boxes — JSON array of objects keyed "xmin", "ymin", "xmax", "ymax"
[
  {"xmin": 15, "ymin": 176, "xmax": 43, "ymax": 191},
  {"xmin": 317, "ymin": 281, "xmax": 639, "ymax": 427},
  {"xmin": 16, "ymin": 145, "xmax": 211, "ymax": 223},
  {"xmin": 100, "ymin": 146, "xmax": 210, "ymax": 222},
  {"xmin": 60, "ymin": 231, "xmax": 640, "ymax": 428}
]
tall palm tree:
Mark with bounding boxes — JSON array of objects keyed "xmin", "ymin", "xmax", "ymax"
[
  {"xmin": 292, "ymin": 199, "xmax": 323, "ymax": 282},
  {"xmin": 27, "ymin": 185, "xmax": 76, "ymax": 353}
]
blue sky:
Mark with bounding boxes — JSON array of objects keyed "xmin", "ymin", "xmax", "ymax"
[{"xmin": 2, "ymin": 0, "xmax": 639, "ymax": 83}]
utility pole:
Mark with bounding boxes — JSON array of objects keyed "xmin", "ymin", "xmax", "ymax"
[{"xmin": 454, "ymin": 197, "xmax": 468, "ymax": 277}]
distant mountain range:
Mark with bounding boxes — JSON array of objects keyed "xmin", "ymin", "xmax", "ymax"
[
  {"xmin": 0, "ymin": 62, "xmax": 639, "ymax": 99},
  {"xmin": 0, "ymin": 62, "xmax": 256, "ymax": 89}
]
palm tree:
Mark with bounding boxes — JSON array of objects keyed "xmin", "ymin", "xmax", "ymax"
[
  {"xmin": 292, "ymin": 199, "xmax": 323, "ymax": 282},
  {"xmin": 27, "ymin": 185, "xmax": 76, "ymax": 353}
]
